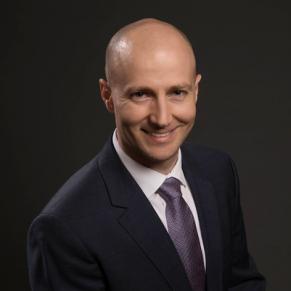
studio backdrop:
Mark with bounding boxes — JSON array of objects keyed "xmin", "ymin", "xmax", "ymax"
[{"xmin": 2, "ymin": 0, "xmax": 290, "ymax": 290}]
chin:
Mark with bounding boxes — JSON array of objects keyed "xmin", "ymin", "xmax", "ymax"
[{"xmin": 142, "ymin": 148, "xmax": 179, "ymax": 165}]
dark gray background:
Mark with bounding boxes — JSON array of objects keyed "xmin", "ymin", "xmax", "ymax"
[{"xmin": 2, "ymin": 0, "xmax": 290, "ymax": 290}]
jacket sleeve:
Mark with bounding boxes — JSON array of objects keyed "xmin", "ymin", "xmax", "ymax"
[
  {"xmin": 27, "ymin": 214, "xmax": 107, "ymax": 291},
  {"xmin": 227, "ymin": 157, "xmax": 266, "ymax": 291}
]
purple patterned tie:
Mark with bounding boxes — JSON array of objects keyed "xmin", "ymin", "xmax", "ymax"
[{"xmin": 158, "ymin": 177, "xmax": 205, "ymax": 291}]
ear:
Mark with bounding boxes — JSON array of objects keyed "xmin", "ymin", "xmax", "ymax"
[
  {"xmin": 194, "ymin": 73, "xmax": 202, "ymax": 103},
  {"xmin": 99, "ymin": 78, "xmax": 114, "ymax": 113}
]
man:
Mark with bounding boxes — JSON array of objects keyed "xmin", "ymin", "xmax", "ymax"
[{"xmin": 27, "ymin": 18, "xmax": 265, "ymax": 291}]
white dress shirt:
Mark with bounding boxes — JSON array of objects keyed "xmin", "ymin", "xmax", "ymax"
[{"xmin": 112, "ymin": 130, "xmax": 206, "ymax": 267}]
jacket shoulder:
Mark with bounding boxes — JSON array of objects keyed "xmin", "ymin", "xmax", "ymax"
[
  {"xmin": 182, "ymin": 142, "xmax": 232, "ymax": 164},
  {"xmin": 181, "ymin": 142, "xmax": 237, "ymax": 181},
  {"xmin": 39, "ymin": 153, "xmax": 109, "ymax": 220}
]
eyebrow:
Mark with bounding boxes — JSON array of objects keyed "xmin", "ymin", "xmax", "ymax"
[
  {"xmin": 125, "ymin": 86, "xmax": 154, "ymax": 94},
  {"xmin": 124, "ymin": 83, "xmax": 193, "ymax": 95},
  {"xmin": 170, "ymin": 83, "xmax": 193, "ymax": 91}
]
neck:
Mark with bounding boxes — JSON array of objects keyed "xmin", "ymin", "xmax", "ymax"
[{"xmin": 142, "ymin": 155, "xmax": 178, "ymax": 175}]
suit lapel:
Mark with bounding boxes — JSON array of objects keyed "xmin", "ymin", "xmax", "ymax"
[
  {"xmin": 97, "ymin": 140, "xmax": 192, "ymax": 291},
  {"xmin": 182, "ymin": 147, "xmax": 223, "ymax": 291}
]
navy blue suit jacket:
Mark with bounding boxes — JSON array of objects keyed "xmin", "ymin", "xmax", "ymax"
[{"xmin": 27, "ymin": 139, "xmax": 265, "ymax": 291}]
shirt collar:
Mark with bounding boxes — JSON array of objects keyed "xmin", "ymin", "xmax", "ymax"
[{"xmin": 112, "ymin": 129, "xmax": 187, "ymax": 198}]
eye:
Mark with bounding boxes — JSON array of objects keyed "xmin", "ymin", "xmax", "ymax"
[
  {"xmin": 131, "ymin": 91, "xmax": 146, "ymax": 97},
  {"xmin": 170, "ymin": 89, "xmax": 188, "ymax": 100},
  {"xmin": 173, "ymin": 89, "xmax": 187, "ymax": 96},
  {"xmin": 129, "ymin": 90, "xmax": 152, "ymax": 101}
]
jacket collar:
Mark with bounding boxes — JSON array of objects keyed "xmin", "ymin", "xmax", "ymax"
[{"xmin": 181, "ymin": 144, "xmax": 223, "ymax": 291}]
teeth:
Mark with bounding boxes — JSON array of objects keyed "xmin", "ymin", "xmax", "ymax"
[{"xmin": 150, "ymin": 132, "xmax": 170, "ymax": 137}]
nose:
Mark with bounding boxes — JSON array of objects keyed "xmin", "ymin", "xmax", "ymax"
[{"xmin": 149, "ymin": 96, "xmax": 172, "ymax": 128}]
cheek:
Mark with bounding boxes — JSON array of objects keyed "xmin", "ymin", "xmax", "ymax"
[
  {"xmin": 174, "ymin": 102, "xmax": 197, "ymax": 123},
  {"xmin": 114, "ymin": 103, "xmax": 149, "ymax": 127}
]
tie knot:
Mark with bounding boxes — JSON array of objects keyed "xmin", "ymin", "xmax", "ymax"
[{"xmin": 158, "ymin": 177, "xmax": 182, "ymax": 200}]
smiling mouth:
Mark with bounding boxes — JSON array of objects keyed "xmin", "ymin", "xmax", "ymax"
[
  {"xmin": 150, "ymin": 131, "xmax": 172, "ymax": 137},
  {"xmin": 141, "ymin": 127, "xmax": 179, "ymax": 137}
]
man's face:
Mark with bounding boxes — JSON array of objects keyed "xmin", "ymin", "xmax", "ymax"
[{"xmin": 100, "ymin": 42, "xmax": 200, "ymax": 173}]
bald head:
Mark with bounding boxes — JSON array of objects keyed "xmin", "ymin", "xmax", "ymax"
[{"xmin": 105, "ymin": 18, "xmax": 197, "ymax": 86}]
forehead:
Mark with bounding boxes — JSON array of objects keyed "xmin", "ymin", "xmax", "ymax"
[{"xmin": 116, "ymin": 44, "xmax": 195, "ymax": 89}]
